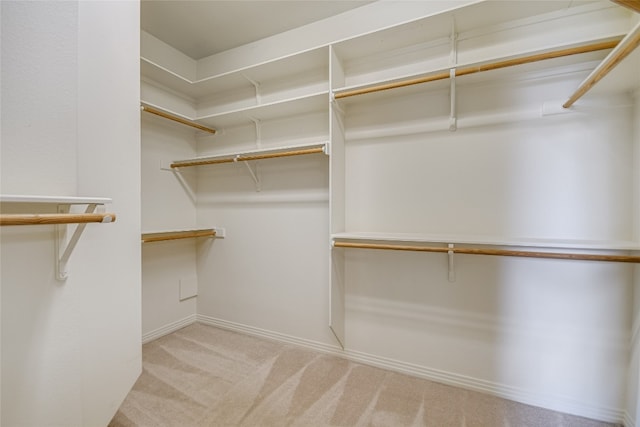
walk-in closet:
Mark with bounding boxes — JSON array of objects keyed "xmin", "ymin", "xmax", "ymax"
[{"xmin": 2, "ymin": 1, "xmax": 640, "ymax": 426}]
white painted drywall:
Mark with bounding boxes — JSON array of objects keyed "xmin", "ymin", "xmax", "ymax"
[
  {"xmin": 630, "ymin": 267, "xmax": 640, "ymax": 427},
  {"xmin": 1, "ymin": 3, "xmax": 3, "ymax": 420},
  {"xmin": 0, "ymin": 1, "xmax": 141, "ymax": 425},
  {"xmin": 140, "ymin": 110, "xmax": 199, "ymax": 338},
  {"xmin": 340, "ymin": 66, "xmax": 634, "ymax": 421},
  {"xmin": 0, "ymin": 1, "xmax": 77, "ymax": 195},
  {"xmin": 195, "ymin": 152, "xmax": 332, "ymax": 344},
  {"xmin": 627, "ymin": 90, "xmax": 640, "ymax": 427}
]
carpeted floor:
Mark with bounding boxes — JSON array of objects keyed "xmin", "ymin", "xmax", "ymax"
[{"xmin": 109, "ymin": 323, "xmax": 620, "ymax": 427}]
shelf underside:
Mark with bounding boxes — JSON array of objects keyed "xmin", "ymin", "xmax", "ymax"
[{"xmin": 141, "ymin": 46, "xmax": 328, "ymax": 99}]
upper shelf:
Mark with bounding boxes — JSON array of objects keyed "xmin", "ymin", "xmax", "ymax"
[
  {"xmin": 0, "ymin": 195, "xmax": 112, "ymax": 205},
  {"xmin": 331, "ymin": 2, "xmax": 628, "ymax": 85},
  {"xmin": 141, "ymin": 1, "xmax": 634, "ymax": 128},
  {"xmin": 196, "ymin": 92, "xmax": 329, "ymax": 129},
  {"xmin": 141, "ymin": 91, "xmax": 329, "ymax": 130},
  {"xmin": 141, "ymin": 46, "xmax": 329, "ymax": 100},
  {"xmin": 332, "ymin": 39, "xmax": 620, "ymax": 102},
  {"xmin": 143, "ymin": 2, "xmax": 619, "ymax": 92},
  {"xmin": 332, "ymin": 2, "xmax": 608, "ymax": 64}
]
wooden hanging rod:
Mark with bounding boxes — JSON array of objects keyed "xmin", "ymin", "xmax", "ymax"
[
  {"xmin": 610, "ymin": 0, "xmax": 640, "ymax": 13},
  {"xmin": 0, "ymin": 213, "xmax": 116, "ymax": 226},
  {"xmin": 141, "ymin": 104, "xmax": 217, "ymax": 134},
  {"xmin": 142, "ymin": 229, "xmax": 216, "ymax": 243},
  {"xmin": 563, "ymin": 21, "xmax": 640, "ymax": 108},
  {"xmin": 171, "ymin": 146, "xmax": 325, "ymax": 168},
  {"xmin": 333, "ymin": 241, "xmax": 640, "ymax": 263},
  {"xmin": 334, "ymin": 39, "xmax": 622, "ymax": 100}
]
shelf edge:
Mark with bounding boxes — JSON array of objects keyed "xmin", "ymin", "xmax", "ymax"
[{"xmin": 0, "ymin": 195, "xmax": 112, "ymax": 205}]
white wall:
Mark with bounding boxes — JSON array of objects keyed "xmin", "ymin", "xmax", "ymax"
[
  {"xmin": 1, "ymin": 1, "xmax": 77, "ymax": 194},
  {"xmin": 631, "ymin": 267, "xmax": 640, "ymax": 427},
  {"xmin": 140, "ymin": 105, "xmax": 199, "ymax": 340},
  {"xmin": 196, "ymin": 150, "xmax": 332, "ymax": 344},
  {"xmin": 339, "ymin": 65, "xmax": 635, "ymax": 419},
  {"xmin": 0, "ymin": 2, "xmax": 141, "ymax": 426},
  {"xmin": 628, "ymin": 89, "xmax": 640, "ymax": 427},
  {"xmin": 1, "ymin": 3, "xmax": 3, "ymax": 419}
]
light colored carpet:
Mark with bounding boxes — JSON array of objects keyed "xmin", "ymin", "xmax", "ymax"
[{"xmin": 109, "ymin": 323, "xmax": 620, "ymax": 427}]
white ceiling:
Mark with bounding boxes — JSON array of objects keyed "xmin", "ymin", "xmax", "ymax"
[{"xmin": 141, "ymin": 1, "xmax": 373, "ymax": 60}]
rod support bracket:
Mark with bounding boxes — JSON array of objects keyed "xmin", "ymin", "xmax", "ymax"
[
  {"xmin": 161, "ymin": 161, "xmax": 197, "ymax": 203},
  {"xmin": 449, "ymin": 68, "xmax": 457, "ymax": 132},
  {"xmin": 249, "ymin": 116, "xmax": 262, "ymax": 148},
  {"xmin": 56, "ymin": 203, "xmax": 98, "ymax": 280},
  {"xmin": 447, "ymin": 243, "xmax": 456, "ymax": 282},
  {"xmin": 330, "ymin": 95, "xmax": 346, "ymax": 116},
  {"xmin": 243, "ymin": 74, "xmax": 262, "ymax": 105},
  {"xmin": 241, "ymin": 160, "xmax": 261, "ymax": 192}
]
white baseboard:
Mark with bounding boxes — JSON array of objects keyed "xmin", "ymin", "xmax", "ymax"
[
  {"xmin": 196, "ymin": 314, "xmax": 625, "ymax": 425},
  {"xmin": 197, "ymin": 314, "xmax": 343, "ymax": 354},
  {"xmin": 142, "ymin": 314, "xmax": 197, "ymax": 344}
]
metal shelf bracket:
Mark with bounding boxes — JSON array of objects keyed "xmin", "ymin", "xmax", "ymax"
[
  {"xmin": 449, "ymin": 69, "xmax": 457, "ymax": 132},
  {"xmin": 448, "ymin": 243, "xmax": 456, "ymax": 282},
  {"xmin": 56, "ymin": 203, "xmax": 105, "ymax": 280},
  {"xmin": 234, "ymin": 155, "xmax": 262, "ymax": 192},
  {"xmin": 243, "ymin": 74, "xmax": 262, "ymax": 105},
  {"xmin": 449, "ymin": 23, "xmax": 458, "ymax": 132},
  {"xmin": 249, "ymin": 117, "xmax": 262, "ymax": 148}
]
